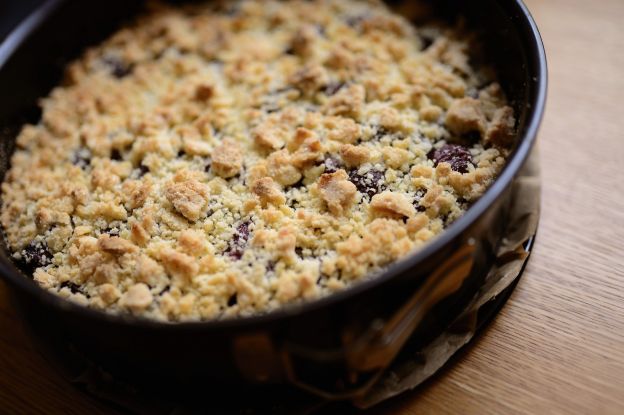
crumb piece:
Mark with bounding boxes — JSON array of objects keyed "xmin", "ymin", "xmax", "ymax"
[
  {"xmin": 411, "ymin": 164, "xmax": 434, "ymax": 178},
  {"xmin": 325, "ymin": 116, "xmax": 361, "ymax": 143},
  {"xmin": 266, "ymin": 150, "xmax": 302, "ymax": 186},
  {"xmin": 130, "ymin": 222, "xmax": 150, "ymax": 245},
  {"xmin": 252, "ymin": 177, "xmax": 286, "ymax": 207},
  {"xmin": 435, "ymin": 162, "xmax": 452, "ymax": 178},
  {"xmin": 33, "ymin": 269, "xmax": 56, "ymax": 289},
  {"xmin": 335, "ymin": 218, "xmax": 412, "ymax": 278},
  {"xmin": 325, "ymin": 45, "xmax": 355, "ymax": 71},
  {"xmin": 370, "ymin": 191, "xmax": 416, "ymax": 219},
  {"xmin": 478, "ymin": 83, "xmax": 507, "ymax": 117},
  {"xmin": 137, "ymin": 255, "xmax": 167, "ymax": 286},
  {"xmin": 318, "ymin": 170, "xmax": 357, "ymax": 215},
  {"xmin": 340, "ymin": 144, "xmax": 370, "ymax": 167},
  {"xmin": 178, "ymin": 229, "xmax": 207, "ymax": 256},
  {"xmin": 97, "ymin": 234, "xmax": 138, "ymax": 255},
  {"xmin": 125, "ymin": 180, "xmax": 152, "ymax": 210},
  {"xmin": 252, "ymin": 122, "xmax": 287, "ymax": 150},
  {"xmin": 420, "ymin": 105, "xmax": 442, "ymax": 122},
  {"xmin": 290, "ymin": 129, "xmax": 323, "ymax": 168},
  {"xmin": 289, "ymin": 64, "xmax": 328, "ymax": 95},
  {"xmin": 91, "ymin": 164, "xmax": 121, "ymax": 190},
  {"xmin": 406, "ymin": 213, "xmax": 429, "ymax": 233},
  {"xmin": 485, "ymin": 106, "xmax": 515, "ymax": 147},
  {"xmin": 164, "ymin": 175, "xmax": 210, "ymax": 221},
  {"xmin": 90, "ymin": 202, "xmax": 128, "ymax": 221},
  {"xmin": 287, "ymin": 127, "xmax": 315, "ymax": 151},
  {"xmin": 379, "ymin": 107, "xmax": 402, "ymax": 131},
  {"xmin": 289, "ymin": 24, "xmax": 317, "ymax": 56},
  {"xmin": 445, "ymin": 97, "xmax": 486, "ymax": 135},
  {"xmin": 160, "ymin": 248, "xmax": 199, "ymax": 285},
  {"xmin": 159, "ymin": 292, "xmax": 177, "ymax": 317},
  {"xmin": 211, "ymin": 138, "xmax": 243, "ymax": 178},
  {"xmin": 323, "ymin": 84, "xmax": 365, "ymax": 119},
  {"xmin": 99, "ymin": 283, "xmax": 121, "ymax": 305},
  {"xmin": 361, "ymin": 14, "xmax": 406, "ymax": 36},
  {"xmin": 120, "ymin": 283, "xmax": 153, "ymax": 312},
  {"xmin": 421, "ymin": 185, "xmax": 444, "ymax": 208},
  {"xmin": 382, "ymin": 147, "xmax": 411, "ymax": 169},
  {"xmin": 182, "ymin": 138, "xmax": 212, "ymax": 156},
  {"xmin": 35, "ymin": 207, "xmax": 68, "ymax": 231},
  {"xmin": 276, "ymin": 226, "xmax": 297, "ymax": 257},
  {"xmin": 179, "ymin": 293, "xmax": 196, "ymax": 315}
]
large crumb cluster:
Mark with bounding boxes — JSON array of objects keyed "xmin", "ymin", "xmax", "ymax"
[{"xmin": 1, "ymin": 0, "xmax": 515, "ymax": 321}]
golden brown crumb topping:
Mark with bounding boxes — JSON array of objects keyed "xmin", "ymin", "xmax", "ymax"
[{"xmin": 1, "ymin": 0, "xmax": 514, "ymax": 321}]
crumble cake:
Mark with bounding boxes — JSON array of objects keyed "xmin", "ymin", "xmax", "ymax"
[{"xmin": 0, "ymin": 0, "xmax": 516, "ymax": 321}]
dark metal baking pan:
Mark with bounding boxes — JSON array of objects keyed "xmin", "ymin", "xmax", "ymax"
[{"xmin": 0, "ymin": 0, "xmax": 546, "ymax": 402}]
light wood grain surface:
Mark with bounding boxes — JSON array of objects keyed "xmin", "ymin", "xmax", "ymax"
[{"xmin": 1, "ymin": 0, "xmax": 623, "ymax": 413}]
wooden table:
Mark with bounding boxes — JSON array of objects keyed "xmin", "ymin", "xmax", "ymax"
[{"xmin": 1, "ymin": 0, "xmax": 623, "ymax": 413}]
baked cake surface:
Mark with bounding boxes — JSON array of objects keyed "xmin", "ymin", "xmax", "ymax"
[{"xmin": 0, "ymin": 0, "xmax": 515, "ymax": 321}]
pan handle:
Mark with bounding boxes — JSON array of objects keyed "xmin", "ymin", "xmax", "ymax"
[
  {"xmin": 346, "ymin": 241, "xmax": 475, "ymax": 372},
  {"xmin": 283, "ymin": 241, "xmax": 476, "ymax": 400}
]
